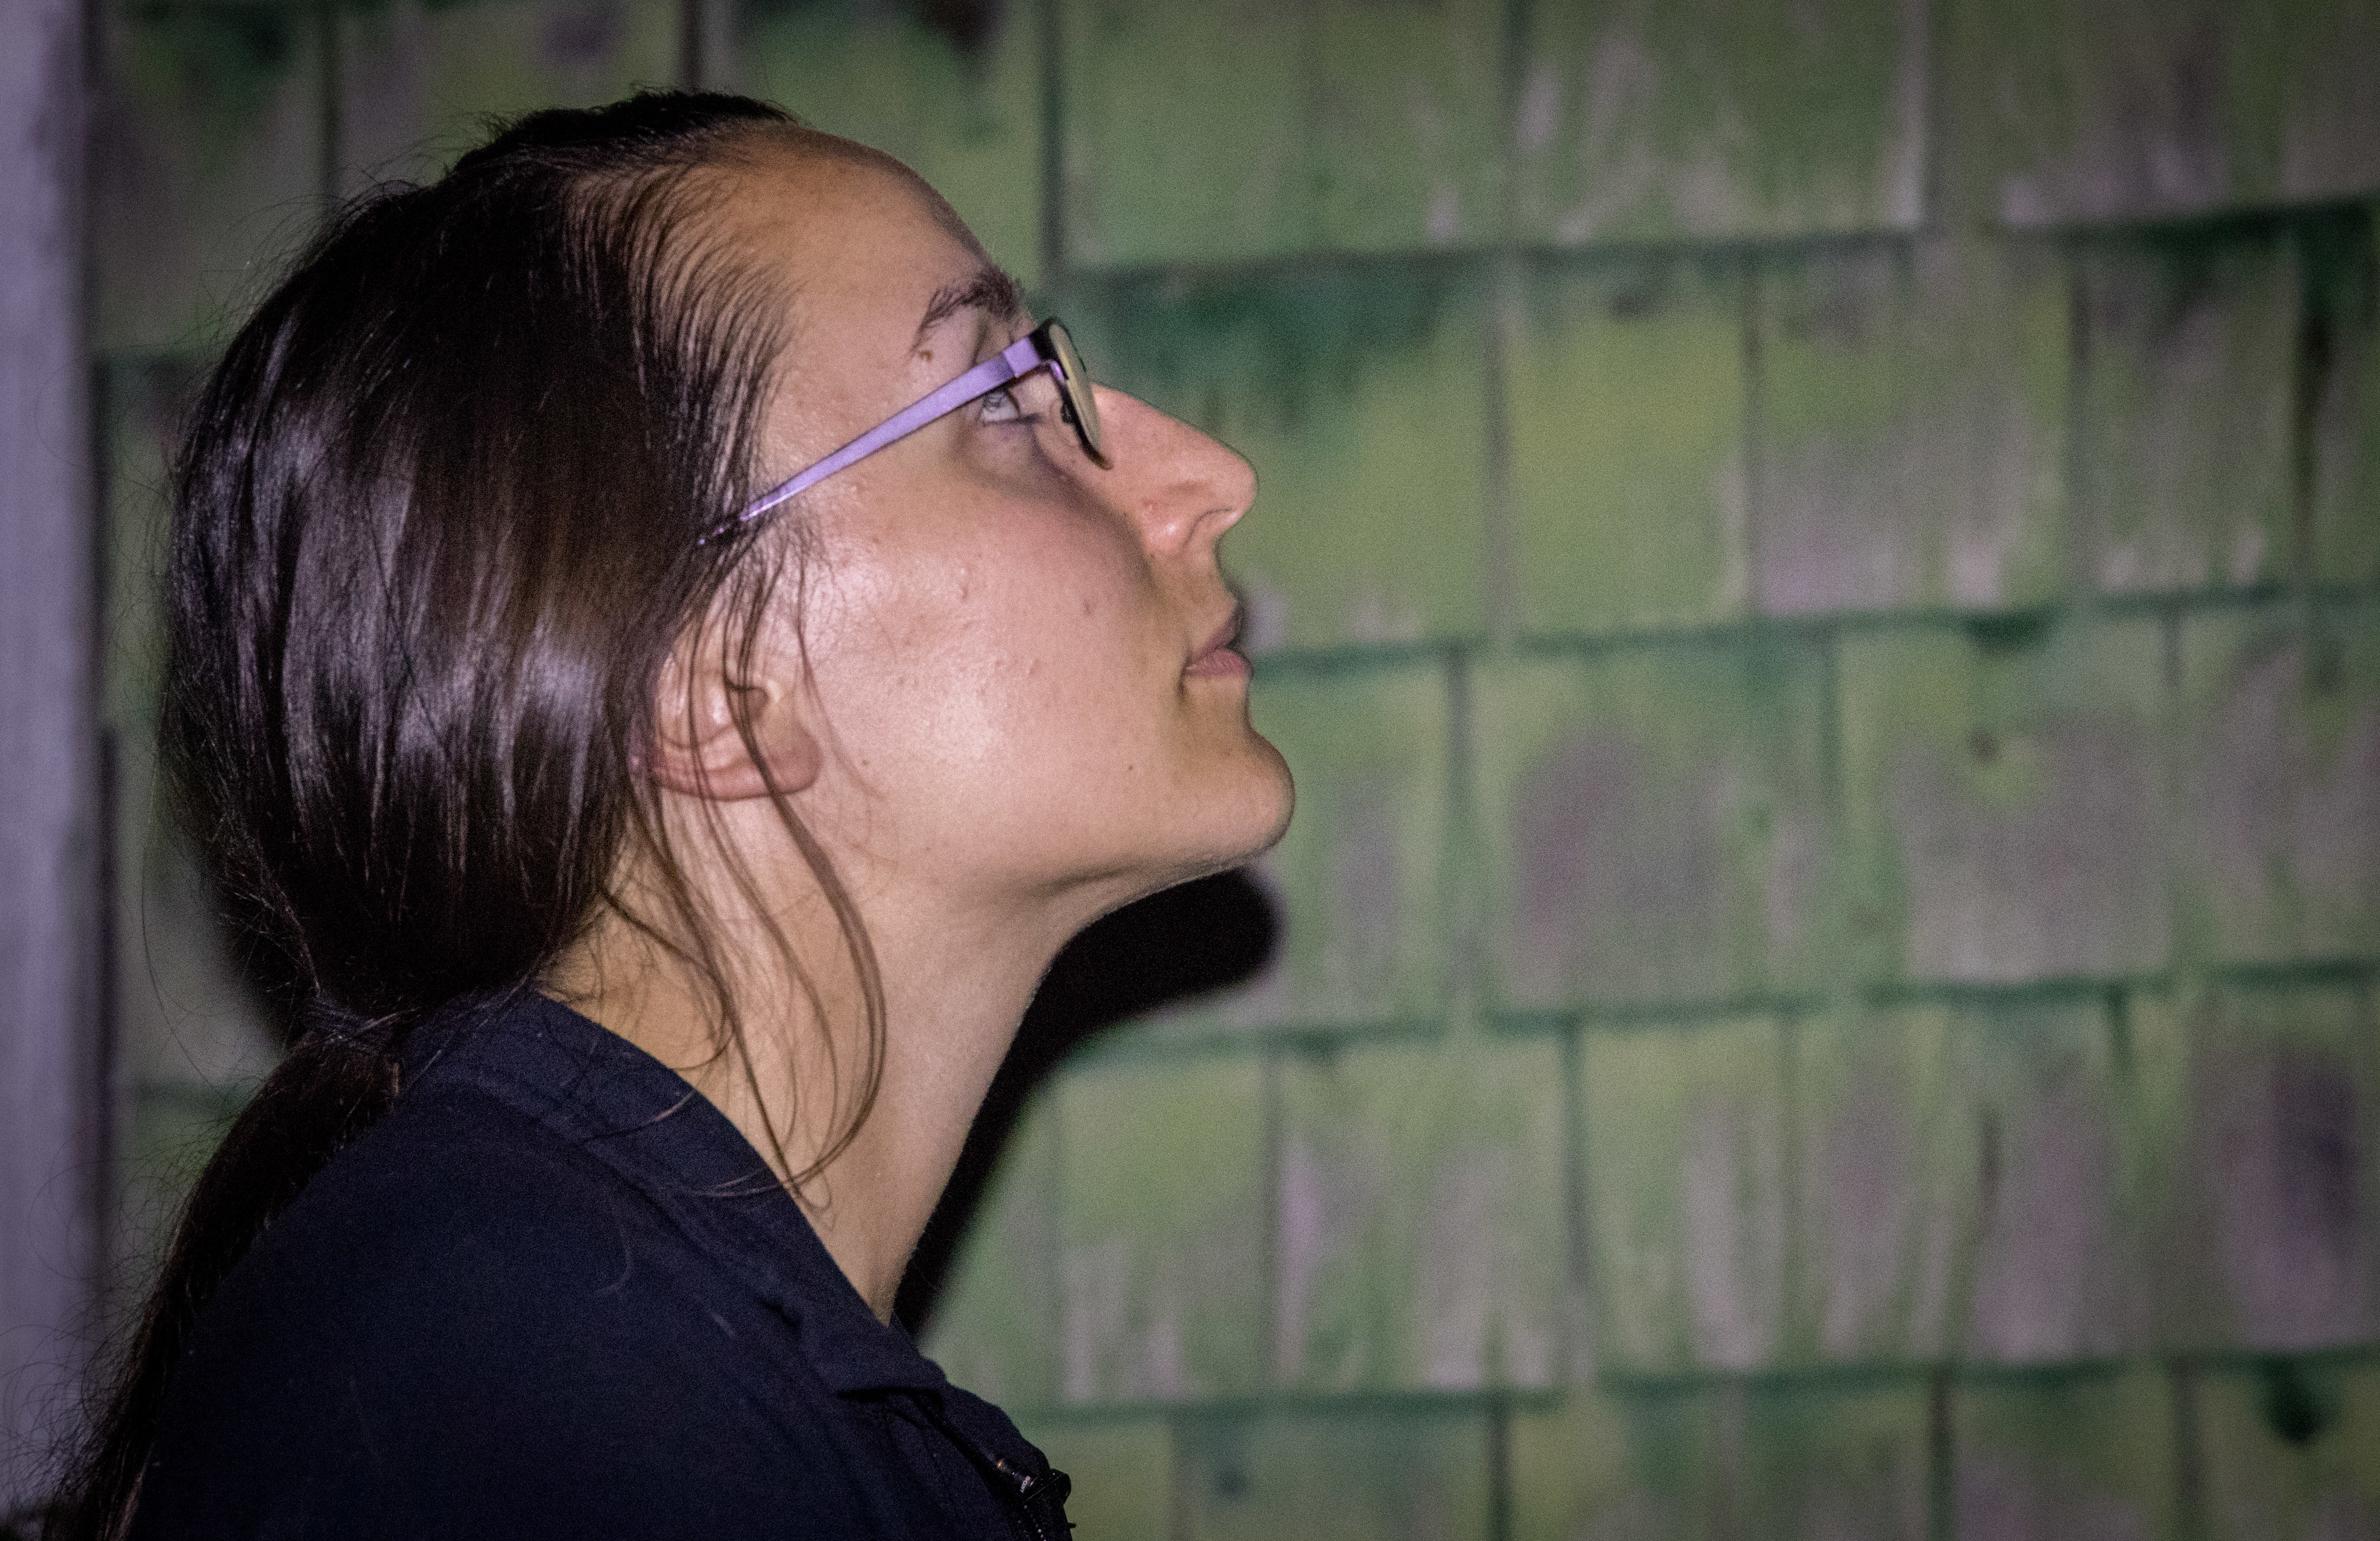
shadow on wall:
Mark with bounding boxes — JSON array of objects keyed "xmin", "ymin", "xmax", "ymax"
[{"xmin": 895, "ymin": 869, "xmax": 1278, "ymax": 1331}]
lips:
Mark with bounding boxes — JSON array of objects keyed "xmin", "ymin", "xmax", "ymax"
[{"xmin": 1184, "ymin": 606, "xmax": 1250, "ymax": 679}]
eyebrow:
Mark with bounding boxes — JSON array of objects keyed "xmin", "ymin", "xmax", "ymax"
[{"xmin": 913, "ymin": 264, "xmax": 1026, "ymax": 347}]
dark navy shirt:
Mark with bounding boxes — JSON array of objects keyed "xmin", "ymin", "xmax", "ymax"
[{"xmin": 133, "ymin": 993, "xmax": 1069, "ymax": 1539}]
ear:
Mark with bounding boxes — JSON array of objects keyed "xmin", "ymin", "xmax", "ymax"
[{"xmin": 645, "ymin": 628, "xmax": 824, "ymax": 801}]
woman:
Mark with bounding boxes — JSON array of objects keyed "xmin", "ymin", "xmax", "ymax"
[{"xmin": 61, "ymin": 91, "xmax": 1291, "ymax": 1538}]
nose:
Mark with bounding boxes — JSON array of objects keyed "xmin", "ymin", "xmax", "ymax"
[{"xmin": 1090, "ymin": 384, "xmax": 1256, "ymax": 561}]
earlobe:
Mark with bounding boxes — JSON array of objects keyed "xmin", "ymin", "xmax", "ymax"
[{"xmin": 647, "ymin": 655, "xmax": 824, "ymax": 802}]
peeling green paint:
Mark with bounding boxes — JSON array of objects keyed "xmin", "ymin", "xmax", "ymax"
[
  {"xmin": 1475, "ymin": 642, "xmax": 1835, "ymax": 1010},
  {"xmin": 1061, "ymin": 0, "xmax": 1310, "ymax": 268},
  {"xmin": 2177, "ymin": 602, "xmax": 2380, "ymax": 967},
  {"xmin": 2197, "ymin": 1360, "xmax": 2380, "ymax": 1536},
  {"xmin": 2309, "ymin": 207, "xmax": 2380, "ymax": 588},
  {"xmin": 1753, "ymin": 236, "xmax": 2070, "ymax": 616},
  {"xmin": 1512, "ymin": 0, "xmax": 1926, "ymax": 244},
  {"xmin": 1942, "ymin": 0, "xmax": 2380, "ymax": 225},
  {"xmin": 336, "ymin": 0, "xmax": 677, "ymax": 189},
  {"xmin": 2072, "ymin": 229, "xmax": 2299, "ymax": 595},
  {"xmin": 95, "ymin": 0, "xmax": 323, "ymax": 351},
  {"xmin": 1274, "ymin": 1037, "xmax": 1567, "ymax": 1392},
  {"xmin": 1953, "ymin": 1367, "xmax": 2178, "ymax": 1538},
  {"xmin": 1176, "ymin": 1405, "xmax": 1493, "ymax": 1541},
  {"xmin": 1058, "ymin": 1056, "xmax": 1269, "ymax": 1403},
  {"xmin": 1837, "ymin": 617, "xmax": 2171, "ymax": 985},
  {"xmin": 1579, "ymin": 1014, "xmax": 1790, "ymax": 1373},
  {"xmin": 1509, "ymin": 1387, "xmax": 1725, "ymax": 1540},
  {"xmin": 1509, "ymin": 250, "xmax": 1751, "ymax": 635}
]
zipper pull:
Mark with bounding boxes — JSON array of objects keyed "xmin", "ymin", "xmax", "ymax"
[{"xmin": 991, "ymin": 1453, "xmax": 1074, "ymax": 1530}]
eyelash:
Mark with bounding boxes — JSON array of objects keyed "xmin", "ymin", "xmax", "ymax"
[{"xmin": 978, "ymin": 384, "xmax": 1034, "ymax": 426}]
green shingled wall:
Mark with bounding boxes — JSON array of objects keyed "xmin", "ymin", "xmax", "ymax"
[{"xmin": 94, "ymin": 0, "xmax": 2380, "ymax": 1535}]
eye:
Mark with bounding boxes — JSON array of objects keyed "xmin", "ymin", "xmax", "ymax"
[{"xmin": 982, "ymin": 369, "xmax": 1063, "ymax": 428}]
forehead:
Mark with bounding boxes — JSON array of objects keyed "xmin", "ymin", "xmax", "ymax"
[{"xmin": 717, "ymin": 136, "xmax": 1009, "ymax": 356}]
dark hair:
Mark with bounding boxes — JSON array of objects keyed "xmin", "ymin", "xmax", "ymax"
[{"xmin": 54, "ymin": 91, "xmax": 887, "ymax": 1539}]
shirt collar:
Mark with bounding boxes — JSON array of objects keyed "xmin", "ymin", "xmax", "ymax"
[{"xmin": 400, "ymin": 991, "xmax": 948, "ymax": 1398}]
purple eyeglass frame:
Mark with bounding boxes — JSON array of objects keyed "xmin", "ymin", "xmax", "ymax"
[{"xmin": 700, "ymin": 317, "xmax": 1107, "ymax": 545}]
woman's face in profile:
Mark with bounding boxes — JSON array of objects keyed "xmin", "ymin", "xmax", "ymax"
[{"xmin": 726, "ymin": 139, "xmax": 1293, "ymax": 918}]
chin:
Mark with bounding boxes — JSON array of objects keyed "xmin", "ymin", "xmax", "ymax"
[
  {"xmin": 1039, "ymin": 733, "xmax": 1294, "ymax": 923},
  {"xmin": 1167, "ymin": 733, "xmax": 1296, "ymax": 885},
  {"xmin": 1245, "ymin": 737, "xmax": 1296, "ymax": 854}
]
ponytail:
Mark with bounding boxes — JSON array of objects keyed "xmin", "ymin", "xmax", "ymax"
[{"xmin": 59, "ymin": 1020, "xmax": 397, "ymax": 1540}]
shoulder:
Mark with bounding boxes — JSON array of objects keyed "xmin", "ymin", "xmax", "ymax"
[
  {"xmin": 136, "ymin": 1078, "xmax": 857, "ymax": 1538},
  {"xmin": 235, "ymin": 1073, "xmax": 673, "ymax": 1337}
]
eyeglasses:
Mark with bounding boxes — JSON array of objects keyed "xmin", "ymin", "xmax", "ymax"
[{"xmin": 702, "ymin": 317, "xmax": 1107, "ymax": 544}]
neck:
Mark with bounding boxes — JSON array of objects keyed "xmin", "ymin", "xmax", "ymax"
[{"xmin": 549, "ymin": 872, "xmax": 1087, "ymax": 1324}]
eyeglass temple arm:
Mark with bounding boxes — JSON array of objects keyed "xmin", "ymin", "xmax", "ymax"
[{"xmin": 719, "ymin": 333, "xmax": 1049, "ymax": 535}]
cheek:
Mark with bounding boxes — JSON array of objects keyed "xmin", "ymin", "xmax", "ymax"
[
  {"xmin": 818, "ymin": 515, "xmax": 1161, "ymax": 787},
  {"xmin": 964, "ymin": 546, "xmax": 1165, "ymax": 769}
]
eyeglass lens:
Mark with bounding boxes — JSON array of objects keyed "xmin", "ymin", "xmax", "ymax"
[{"xmin": 1043, "ymin": 320, "xmax": 1108, "ymax": 468}]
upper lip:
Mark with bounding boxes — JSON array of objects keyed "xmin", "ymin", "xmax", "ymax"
[{"xmin": 1190, "ymin": 605, "xmax": 1243, "ymax": 662}]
